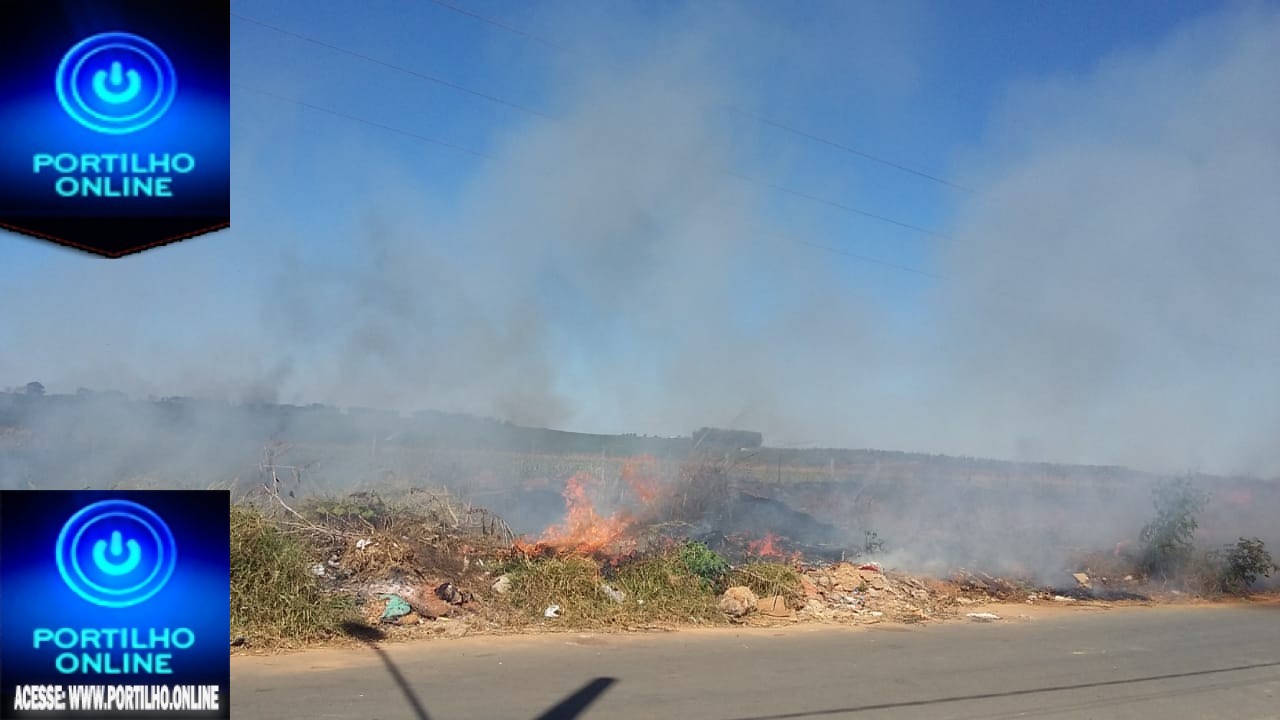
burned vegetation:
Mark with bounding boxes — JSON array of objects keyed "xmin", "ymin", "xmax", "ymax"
[{"xmin": 228, "ymin": 447, "xmax": 1277, "ymax": 649}]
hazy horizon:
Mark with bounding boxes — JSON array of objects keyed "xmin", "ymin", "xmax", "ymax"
[{"xmin": 3, "ymin": 1, "xmax": 1278, "ymax": 477}]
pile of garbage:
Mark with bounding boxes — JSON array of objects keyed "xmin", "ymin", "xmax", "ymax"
[{"xmin": 715, "ymin": 561, "xmax": 965, "ymax": 625}]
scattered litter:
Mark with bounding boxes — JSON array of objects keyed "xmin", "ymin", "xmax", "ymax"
[
  {"xmin": 858, "ymin": 562, "xmax": 882, "ymax": 572},
  {"xmin": 601, "ymin": 583, "xmax": 626, "ymax": 604},
  {"xmin": 1053, "ymin": 595, "xmax": 1075, "ymax": 602},
  {"xmin": 356, "ymin": 539, "xmax": 373, "ymax": 551},
  {"xmin": 966, "ymin": 612, "xmax": 1002, "ymax": 622},
  {"xmin": 435, "ymin": 582, "xmax": 472, "ymax": 605},
  {"xmin": 229, "ymin": 636, "xmax": 246, "ymax": 648},
  {"xmin": 309, "ymin": 562, "xmax": 326, "ymax": 577},
  {"xmin": 868, "ymin": 611, "xmax": 883, "ymax": 617},
  {"xmin": 544, "ymin": 604, "xmax": 562, "ymax": 618},
  {"xmin": 491, "ymin": 575, "xmax": 512, "ymax": 595},
  {"xmin": 1072, "ymin": 573, "xmax": 1091, "ymax": 588},
  {"xmin": 378, "ymin": 594, "xmax": 413, "ymax": 622}
]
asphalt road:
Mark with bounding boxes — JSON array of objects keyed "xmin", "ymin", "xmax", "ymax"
[{"xmin": 231, "ymin": 604, "xmax": 1280, "ymax": 720}]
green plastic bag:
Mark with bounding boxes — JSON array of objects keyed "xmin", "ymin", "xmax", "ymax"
[{"xmin": 378, "ymin": 593, "xmax": 411, "ymax": 621}]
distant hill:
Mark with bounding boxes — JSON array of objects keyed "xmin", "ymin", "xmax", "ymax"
[{"xmin": 0, "ymin": 386, "xmax": 1253, "ymax": 489}]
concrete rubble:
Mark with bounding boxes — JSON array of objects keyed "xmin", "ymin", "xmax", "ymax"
[
  {"xmin": 793, "ymin": 562, "xmax": 950, "ymax": 624},
  {"xmin": 756, "ymin": 595, "xmax": 795, "ymax": 619}
]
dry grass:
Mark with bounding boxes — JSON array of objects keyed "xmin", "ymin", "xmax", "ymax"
[
  {"xmin": 501, "ymin": 551, "xmax": 727, "ymax": 629},
  {"xmin": 230, "ymin": 505, "xmax": 354, "ymax": 646},
  {"xmin": 731, "ymin": 562, "xmax": 804, "ymax": 605}
]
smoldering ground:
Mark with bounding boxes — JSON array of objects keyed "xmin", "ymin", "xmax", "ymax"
[{"xmin": 1, "ymin": 3, "xmax": 1278, "ymax": 580}]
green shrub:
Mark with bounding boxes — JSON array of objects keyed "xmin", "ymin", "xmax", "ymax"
[
  {"xmin": 1139, "ymin": 476, "xmax": 1208, "ymax": 580},
  {"xmin": 677, "ymin": 541, "xmax": 731, "ymax": 591},
  {"xmin": 302, "ymin": 492, "xmax": 389, "ymax": 528},
  {"xmin": 1218, "ymin": 537, "xmax": 1278, "ymax": 595}
]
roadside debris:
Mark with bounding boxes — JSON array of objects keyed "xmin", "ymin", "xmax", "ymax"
[
  {"xmin": 601, "ymin": 583, "xmax": 626, "ymax": 604},
  {"xmin": 756, "ymin": 595, "xmax": 794, "ymax": 619},
  {"xmin": 435, "ymin": 581, "xmax": 473, "ymax": 605},
  {"xmin": 966, "ymin": 612, "xmax": 1002, "ymax": 622},
  {"xmin": 794, "ymin": 562, "xmax": 954, "ymax": 624},
  {"xmin": 1072, "ymin": 573, "xmax": 1091, "ymax": 588},
  {"xmin": 491, "ymin": 575, "xmax": 512, "ymax": 594},
  {"xmin": 379, "ymin": 594, "xmax": 413, "ymax": 623},
  {"xmin": 718, "ymin": 586, "xmax": 758, "ymax": 618},
  {"xmin": 544, "ymin": 604, "xmax": 563, "ymax": 618}
]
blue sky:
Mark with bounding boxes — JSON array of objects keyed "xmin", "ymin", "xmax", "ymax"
[{"xmin": 3, "ymin": 0, "xmax": 1278, "ymax": 473}]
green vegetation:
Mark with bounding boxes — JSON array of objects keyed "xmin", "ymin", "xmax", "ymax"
[
  {"xmin": 1134, "ymin": 478, "xmax": 1275, "ymax": 596},
  {"xmin": 1216, "ymin": 537, "xmax": 1278, "ymax": 594},
  {"xmin": 304, "ymin": 493, "xmax": 389, "ymax": 526},
  {"xmin": 1138, "ymin": 476, "xmax": 1209, "ymax": 580},
  {"xmin": 677, "ymin": 541, "xmax": 731, "ymax": 590},
  {"xmin": 230, "ymin": 505, "xmax": 353, "ymax": 646}
]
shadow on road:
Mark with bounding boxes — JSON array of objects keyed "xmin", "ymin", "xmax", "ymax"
[
  {"xmin": 340, "ymin": 621, "xmax": 616, "ymax": 720},
  {"xmin": 532, "ymin": 678, "xmax": 618, "ymax": 720},
  {"xmin": 722, "ymin": 660, "xmax": 1280, "ymax": 719}
]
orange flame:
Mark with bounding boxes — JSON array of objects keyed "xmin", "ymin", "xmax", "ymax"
[
  {"xmin": 747, "ymin": 532, "xmax": 784, "ymax": 558},
  {"xmin": 621, "ymin": 455, "xmax": 663, "ymax": 505},
  {"xmin": 538, "ymin": 472, "xmax": 635, "ymax": 555}
]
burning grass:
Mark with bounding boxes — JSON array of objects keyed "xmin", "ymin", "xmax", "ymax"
[{"xmin": 229, "ymin": 456, "xmax": 1276, "ymax": 646}]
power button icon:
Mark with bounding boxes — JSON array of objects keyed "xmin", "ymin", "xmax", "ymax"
[
  {"xmin": 56, "ymin": 32, "xmax": 177, "ymax": 135},
  {"xmin": 55, "ymin": 500, "xmax": 177, "ymax": 608}
]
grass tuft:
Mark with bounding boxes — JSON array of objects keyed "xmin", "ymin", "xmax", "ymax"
[
  {"xmin": 731, "ymin": 562, "xmax": 804, "ymax": 606},
  {"xmin": 502, "ymin": 550, "xmax": 727, "ymax": 629},
  {"xmin": 230, "ymin": 505, "xmax": 353, "ymax": 646}
]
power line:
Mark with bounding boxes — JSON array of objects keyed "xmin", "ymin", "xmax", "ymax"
[
  {"xmin": 233, "ymin": 82, "xmax": 1280, "ymax": 371},
  {"xmin": 422, "ymin": 0, "xmax": 974, "ymax": 192},
  {"xmin": 233, "ymin": 82, "xmax": 494, "ymax": 158},
  {"xmin": 231, "ymin": 82, "xmax": 950, "ymax": 284},
  {"xmin": 230, "ymin": 12, "xmax": 556, "ymax": 121},
  {"xmin": 735, "ymin": 110, "xmax": 975, "ymax": 193},
  {"xmin": 232, "ymin": 10, "xmax": 950, "ymax": 241},
  {"xmin": 425, "ymin": 0, "xmax": 571, "ymax": 52},
  {"xmin": 726, "ymin": 171, "xmax": 952, "ymax": 240}
]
